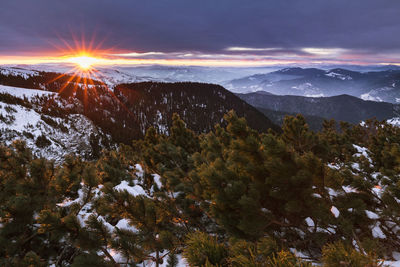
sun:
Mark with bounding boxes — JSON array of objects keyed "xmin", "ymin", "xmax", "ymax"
[{"xmin": 67, "ymin": 55, "xmax": 99, "ymax": 70}]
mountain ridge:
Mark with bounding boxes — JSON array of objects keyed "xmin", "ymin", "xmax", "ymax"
[
  {"xmin": 225, "ymin": 67, "xmax": 400, "ymax": 103},
  {"xmin": 237, "ymin": 91, "xmax": 400, "ymax": 124}
]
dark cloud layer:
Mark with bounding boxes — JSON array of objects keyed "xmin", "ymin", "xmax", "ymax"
[{"xmin": 1, "ymin": 0, "xmax": 400, "ymax": 55}]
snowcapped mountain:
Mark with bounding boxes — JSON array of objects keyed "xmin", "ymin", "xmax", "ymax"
[
  {"xmin": 2, "ymin": 64, "xmax": 279, "ymax": 87},
  {"xmin": 112, "ymin": 65, "xmax": 279, "ymax": 84},
  {"xmin": 324, "ymin": 68, "xmax": 357, "ymax": 80},
  {"xmin": 6, "ymin": 64, "xmax": 400, "ymax": 105},
  {"xmin": 0, "ymin": 65, "xmax": 157, "ymax": 88},
  {"xmin": 224, "ymin": 67, "xmax": 400, "ymax": 103},
  {"xmin": 90, "ymin": 68, "xmax": 156, "ymax": 87}
]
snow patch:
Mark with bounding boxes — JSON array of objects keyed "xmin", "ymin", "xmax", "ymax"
[
  {"xmin": 325, "ymin": 72, "xmax": 352, "ymax": 80},
  {"xmin": 342, "ymin": 186, "xmax": 357, "ymax": 193},
  {"xmin": 388, "ymin": 117, "xmax": 400, "ymax": 127},
  {"xmin": 372, "ymin": 222, "xmax": 386, "ymax": 239},
  {"xmin": 365, "ymin": 210, "xmax": 379, "ymax": 220},
  {"xmin": 114, "ymin": 180, "xmax": 147, "ymax": 197},
  {"xmin": 330, "ymin": 206, "xmax": 340, "ymax": 218},
  {"xmin": 305, "ymin": 217, "xmax": 315, "ymax": 227},
  {"xmin": 0, "ymin": 84, "xmax": 54, "ymax": 98},
  {"xmin": 153, "ymin": 174, "xmax": 162, "ymax": 189},
  {"xmin": 353, "ymin": 144, "xmax": 372, "ymax": 163},
  {"xmin": 115, "ymin": 218, "xmax": 138, "ymax": 232},
  {"xmin": 360, "ymin": 92, "xmax": 383, "ymax": 102}
]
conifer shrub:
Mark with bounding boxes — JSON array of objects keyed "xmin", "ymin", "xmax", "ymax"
[
  {"xmin": 5, "ymin": 114, "xmax": 16, "ymax": 124},
  {"xmin": 0, "ymin": 92, "xmax": 32, "ymax": 108},
  {"xmin": 71, "ymin": 253, "xmax": 113, "ymax": 267},
  {"xmin": 22, "ymin": 130, "xmax": 34, "ymax": 139},
  {"xmin": 20, "ymin": 251, "xmax": 47, "ymax": 267},
  {"xmin": 229, "ymin": 237, "xmax": 280, "ymax": 266},
  {"xmin": 35, "ymin": 134, "xmax": 51, "ymax": 148},
  {"xmin": 166, "ymin": 253, "xmax": 179, "ymax": 267},
  {"xmin": 0, "ymin": 113, "xmax": 7, "ymax": 123},
  {"xmin": 4, "ymin": 105, "xmax": 16, "ymax": 113},
  {"xmin": 322, "ymin": 242, "xmax": 382, "ymax": 267},
  {"xmin": 183, "ymin": 232, "xmax": 228, "ymax": 266},
  {"xmin": 267, "ymin": 251, "xmax": 313, "ymax": 267},
  {"xmin": 1, "ymin": 111, "xmax": 400, "ymax": 265}
]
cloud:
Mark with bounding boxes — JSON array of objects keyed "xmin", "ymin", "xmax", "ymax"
[
  {"xmin": 100, "ymin": 47, "xmax": 400, "ymax": 66},
  {"xmin": 225, "ymin": 47, "xmax": 280, "ymax": 52},
  {"xmin": 112, "ymin": 52, "xmax": 166, "ymax": 57},
  {"xmin": 1, "ymin": 0, "xmax": 400, "ymax": 65},
  {"xmin": 301, "ymin": 48, "xmax": 348, "ymax": 57}
]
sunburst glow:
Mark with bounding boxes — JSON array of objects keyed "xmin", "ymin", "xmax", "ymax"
[{"xmin": 67, "ymin": 55, "xmax": 100, "ymax": 70}]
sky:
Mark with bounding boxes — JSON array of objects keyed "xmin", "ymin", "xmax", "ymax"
[{"xmin": 1, "ymin": 0, "xmax": 400, "ymax": 66}]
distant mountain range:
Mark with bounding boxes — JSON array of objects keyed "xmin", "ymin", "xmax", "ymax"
[
  {"xmin": 5, "ymin": 65, "xmax": 400, "ymax": 104},
  {"xmin": 3, "ymin": 65, "xmax": 280, "ymax": 85},
  {"xmin": 225, "ymin": 67, "xmax": 400, "ymax": 103},
  {"xmin": 237, "ymin": 91, "xmax": 400, "ymax": 128}
]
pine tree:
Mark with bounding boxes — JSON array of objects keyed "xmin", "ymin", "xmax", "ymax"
[
  {"xmin": 0, "ymin": 141, "xmax": 59, "ymax": 265},
  {"xmin": 183, "ymin": 232, "xmax": 228, "ymax": 266},
  {"xmin": 166, "ymin": 253, "xmax": 179, "ymax": 267},
  {"xmin": 281, "ymin": 114, "xmax": 317, "ymax": 154},
  {"xmin": 190, "ymin": 112, "xmax": 321, "ymax": 241},
  {"xmin": 322, "ymin": 241, "xmax": 381, "ymax": 267}
]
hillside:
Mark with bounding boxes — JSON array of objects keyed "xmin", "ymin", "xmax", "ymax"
[
  {"xmin": 258, "ymin": 107, "xmax": 328, "ymax": 131},
  {"xmin": 0, "ymin": 85, "xmax": 111, "ymax": 161},
  {"xmin": 114, "ymin": 82, "xmax": 281, "ymax": 136},
  {"xmin": 238, "ymin": 92, "xmax": 400, "ymax": 124},
  {"xmin": 0, "ymin": 69, "xmax": 280, "ymax": 155},
  {"xmin": 2, "ymin": 109, "xmax": 400, "ymax": 266}
]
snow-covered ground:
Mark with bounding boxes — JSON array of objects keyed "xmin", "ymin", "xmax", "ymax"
[
  {"xmin": 0, "ymin": 67, "xmax": 39, "ymax": 79},
  {"xmin": 388, "ymin": 117, "xmax": 400, "ymax": 127},
  {"xmin": 0, "ymin": 85, "xmax": 107, "ymax": 162},
  {"xmin": 0, "ymin": 84, "xmax": 54, "ymax": 98}
]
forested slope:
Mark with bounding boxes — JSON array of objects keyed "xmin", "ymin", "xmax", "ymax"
[{"xmin": 1, "ymin": 112, "xmax": 400, "ymax": 266}]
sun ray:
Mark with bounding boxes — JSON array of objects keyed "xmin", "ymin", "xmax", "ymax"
[
  {"xmin": 57, "ymin": 69, "xmax": 81, "ymax": 95},
  {"xmin": 87, "ymin": 30, "xmax": 98, "ymax": 52},
  {"xmin": 71, "ymin": 73, "xmax": 82, "ymax": 97},
  {"xmin": 83, "ymin": 75, "xmax": 88, "ymax": 111},
  {"xmin": 71, "ymin": 31, "xmax": 82, "ymax": 52},
  {"xmin": 46, "ymin": 72, "xmax": 69, "ymax": 85},
  {"xmin": 39, "ymin": 33, "xmax": 142, "ymax": 118},
  {"xmin": 81, "ymin": 31, "xmax": 86, "ymax": 52},
  {"xmin": 55, "ymin": 33, "xmax": 76, "ymax": 54},
  {"xmin": 86, "ymin": 70, "xmax": 99, "ymax": 98}
]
